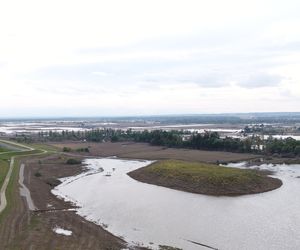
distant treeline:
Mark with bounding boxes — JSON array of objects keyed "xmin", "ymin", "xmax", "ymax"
[
  {"xmin": 93, "ymin": 113, "xmax": 300, "ymax": 124},
  {"xmin": 131, "ymin": 130, "xmax": 300, "ymax": 156},
  {"xmin": 148, "ymin": 114, "xmax": 300, "ymax": 124},
  {"xmin": 21, "ymin": 129, "xmax": 300, "ymax": 157},
  {"xmin": 3, "ymin": 112, "xmax": 300, "ymax": 125}
]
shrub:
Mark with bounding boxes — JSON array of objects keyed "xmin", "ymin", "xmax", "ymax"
[
  {"xmin": 63, "ymin": 147, "xmax": 72, "ymax": 152},
  {"xmin": 66, "ymin": 158, "xmax": 81, "ymax": 165},
  {"xmin": 45, "ymin": 178, "xmax": 61, "ymax": 187},
  {"xmin": 34, "ymin": 172, "xmax": 42, "ymax": 177},
  {"xmin": 76, "ymin": 147, "xmax": 89, "ymax": 152}
]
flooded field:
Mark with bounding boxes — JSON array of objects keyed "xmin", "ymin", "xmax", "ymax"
[
  {"xmin": 52, "ymin": 158, "xmax": 300, "ymax": 250},
  {"xmin": 0, "ymin": 121, "xmax": 92, "ymax": 134},
  {"xmin": 1, "ymin": 119, "xmax": 299, "ymax": 141}
]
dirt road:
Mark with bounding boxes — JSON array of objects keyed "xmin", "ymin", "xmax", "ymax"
[
  {"xmin": 0, "ymin": 157, "xmax": 14, "ymax": 213},
  {"xmin": 19, "ymin": 163, "xmax": 36, "ymax": 211}
]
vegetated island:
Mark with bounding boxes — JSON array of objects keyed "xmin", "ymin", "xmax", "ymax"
[{"xmin": 128, "ymin": 160, "xmax": 283, "ymax": 196}]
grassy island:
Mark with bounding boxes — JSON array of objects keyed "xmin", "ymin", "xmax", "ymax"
[{"xmin": 128, "ymin": 160, "xmax": 282, "ymax": 196}]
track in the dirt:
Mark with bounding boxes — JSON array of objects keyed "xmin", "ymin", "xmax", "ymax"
[{"xmin": 0, "ymin": 157, "xmax": 15, "ymax": 213}]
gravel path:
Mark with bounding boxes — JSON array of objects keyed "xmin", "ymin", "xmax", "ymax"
[
  {"xmin": 0, "ymin": 157, "xmax": 14, "ymax": 213},
  {"xmin": 19, "ymin": 163, "xmax": 36, "ymax": 210}
]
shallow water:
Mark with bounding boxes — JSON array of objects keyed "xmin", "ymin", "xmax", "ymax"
[
  {"xmin": 52, "ymin": 159, "xmax": 300, "ymax": 250},
  {"xmin": 53, "ymin": 227, "xmax": 72, "ymax": 236},
  {"xmin": 271, "ymin": 135, "xmax": 300, "ymax": 140}
]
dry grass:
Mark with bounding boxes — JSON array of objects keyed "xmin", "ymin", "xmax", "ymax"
[{"xmin": 50, "ymin": 141, "xmax": 260, "ymax": 163}]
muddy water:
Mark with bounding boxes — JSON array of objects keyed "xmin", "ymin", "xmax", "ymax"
[{"xmin": 52, "ymin": 159, "xmax": 300, "ymax": 250}]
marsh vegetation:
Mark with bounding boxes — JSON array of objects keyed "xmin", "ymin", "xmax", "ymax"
[{"xmin": 128, "ymin": 160, "xmax": 282, "ymax": 196}]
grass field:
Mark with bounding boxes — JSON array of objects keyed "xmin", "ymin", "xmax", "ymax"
[
  {"xmin": 29, "ymin": 143, "xmax": 58, "ymax": 152},
  {"xmin": 0, "ymin": 141, "xmax": 46, "ymax": 222},
  {"xmin": 0, "ymin": 147, "xmax": 10, "ymax": 153},
  {"xmin": 0, "ymin": 159, "xmax": 9, "ymax": 189},
  {"xmin": 0, "ymin": 158, "xmax": 19, "ymax": 222},
  {"xmin": 146, "ymin": 160, "xmax": 262, "ymax": 183},
  {"xmin": 128, "ymin": 159, "xmax": 282, "ymax": 196},
  {"xmin": 0, "ymin": 150, "xmax": 42, "ymax": 161}
]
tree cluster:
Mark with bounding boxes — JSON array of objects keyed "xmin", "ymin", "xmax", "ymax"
[{"xmin": 37, "ymin": 129, "xmax": 300, "ymax": 157}]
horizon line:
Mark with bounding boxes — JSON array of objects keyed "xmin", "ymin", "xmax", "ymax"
[{"xmin": 0, "ymin": 111, "xmax": 300, "ymax": 120}]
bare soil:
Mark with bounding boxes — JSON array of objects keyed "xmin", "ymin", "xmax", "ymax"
[
  {"xmin": 0, "ymin": 154, "xmax": 129, "ymax": 250},
  {"xmin": 51, "ymin": 141, "xmax": 260, "ymax": 163}
]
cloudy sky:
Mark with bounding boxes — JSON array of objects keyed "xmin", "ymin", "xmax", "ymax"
[{"xmin": 0, "ymin": 0, "xmax": 300, "ymax": 117}]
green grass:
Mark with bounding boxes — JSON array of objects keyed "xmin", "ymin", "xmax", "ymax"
[
  {"xmin": 0, "ymin": 150, "xmax": 43, "ymax": 161},
  {"xmin": 0, "ymin": 145, "xmax": 47, "ymax": 222},
  {"xmin": 129, "ymin": 159, "xmax": 281, "ymax": 196},
  {"xmin": 0, "ymin": 147, "xmax": 11, "ymax": 153},
  {"xmin": 0, "ymin": 139, "xmax": 30, "ymax": 151},
  {"xmin": 146, "ymin": 160, "xmax": 262, "ymax": 185},
  {"xmin": 30, "ymin": 143, "xmax": 58, "ymax": 152},
  {"xmin": 0, "ymin": 159, "xmax": 9, "ymax": 189},
  {"xmin": 0, "ymin": 142, "xmax": 52, "ymax": 245},
  {"xmin": 0, "ymin": 158, "xmax": 20, "ymax": 222}
]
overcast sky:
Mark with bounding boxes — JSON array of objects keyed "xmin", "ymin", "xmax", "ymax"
[{"xmin": 0, "ymin": 0, "xmax": 300, "ymax": 117}]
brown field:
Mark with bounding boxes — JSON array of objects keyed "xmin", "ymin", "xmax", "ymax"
[{"xmin": 51, "ymin": 141, "xmax": 260, "ymax": 163}]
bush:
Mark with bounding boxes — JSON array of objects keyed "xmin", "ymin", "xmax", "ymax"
[
  {"xmin": 34, "ymin": 172, "xmax": 42, "ymax": 177},
  {"xmin": 111, "ymin": 135, "xmax": 119, "ymax": 142},
  {"xmin": 66, "ymin": 158, "xmax": 81, "ymax": 165},
  {"xmin": 46, "ymin": 178, "xmax": 61, "ymax": 187},
  {"xmin": 63, "ymin": 147, "xmax": 72, "ymax": 152},
  {"xmin": 76, "ymin": 147, "xmax": 89, "ymax": 153}
]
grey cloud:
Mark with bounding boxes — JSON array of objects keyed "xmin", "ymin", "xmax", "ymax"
[
  {"xmin": 282, "ymin": 41, "xmax": 300, "ymax": 51},
  {"xmin": 77, "ymin": 27, "xmax": 264, "ymax": 55},
  {"xmin": 142, "ymin": 73, "xmax": 229, "ymax": 88},
  {"xmin": 30, "ymin": 60, "xmax": 176, "ymax": 82},
  {"xmin": 238, "ymin": 73, "xmax": 284, "ymax": 88},
  {"xmin": 144, "ymin": 71, "xmax": 285, "ymax": 89},
  {"xmin": 28, "ymin": 81, "xmax": 111, "ymax": 96},
  {"xmin": 26, "ymin": 28, "xmax": 295, "ymax": 93},
  {"xmin": 178, "ymin": 73, "xmax": 229, "ymax": 88},
  {"xmin": 261, "ymin": 41, "xmax": 300, "ymax": 53},
  {"xmin": 31, "ymin": 63, "xmax": 113, "ymax": 82}
]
